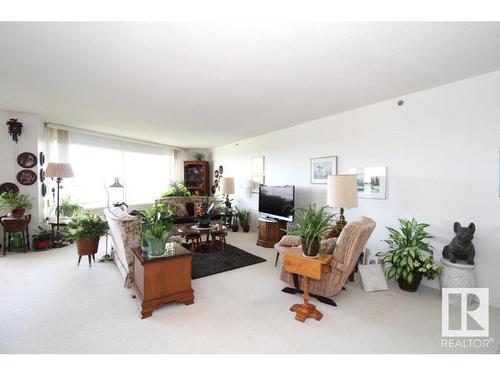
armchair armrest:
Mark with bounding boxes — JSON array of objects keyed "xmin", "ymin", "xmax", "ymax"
[{"xmin": 277, "ymin": 235, "xmax": 302, "ymax": 247}]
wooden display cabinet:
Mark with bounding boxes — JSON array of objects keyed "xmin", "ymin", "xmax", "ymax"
[{"xmin": 184, "ymin": 160, "xmax": 209, "ymax": 196}]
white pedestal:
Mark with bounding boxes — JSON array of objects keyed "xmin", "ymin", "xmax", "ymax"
[{"xmin": 440, "ymin": 258, "xmax": 476, "ymax": 306}]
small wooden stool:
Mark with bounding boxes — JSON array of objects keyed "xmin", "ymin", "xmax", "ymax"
[
  {"xmin": 185, "ymin": 233, "xmax": 202, "ymax": 251},
  {"xmin": 211, "ymin": 231, "xmax": 227, "ymax": 252}
]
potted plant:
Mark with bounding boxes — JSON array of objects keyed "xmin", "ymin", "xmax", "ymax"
[
  {"xmin": 231, "ymin": 212, "xmax": 239, "ymax": 232},
  {"xmin": 377, "ymin": 218, "xmax": 442, "ymax": 292},
  {"xmin": 32, "ymin": 225, "xmax": 55, "ymax": 250},
  {"xmin": 196, "ymin": 196, "xmax": 214, "ymax": 228},
  {"xmin": 238, "ymin": 209, "xmax": 251, "ymax": 232},
  {"xmin": 138, "ymin": 204, "xmax": 174, "ymax": 257},
  {"xmin": 56, "ymin": 197, "xmax": 84, "ymax": 218},
  {"xmin": 68, "ymin": 212, "xmax": 109, "ymax": 261},
  {"xmin": 161, "ymin": 181, "xmax": 192, "ymax": 198},
  {"xmin": 0, "ymin": 192, "xmax": 33, "ymax": 218},
  {"xmin": 113, "ymin": 201, "xmax": 128, "ymax": 211},
  {"xmin": 285, "ymin": 204, "xmax": 336, "ymax": 258}
]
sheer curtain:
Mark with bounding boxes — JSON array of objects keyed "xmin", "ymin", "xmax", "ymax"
[{"xmin": 46, "ymin": 125, "xmax": 175, "ymax": 209}]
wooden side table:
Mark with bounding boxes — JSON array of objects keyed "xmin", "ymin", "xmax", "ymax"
[
  {"xmin": 283, "ymin": 248, "xmax": 332, "ymax": 322},
  {"xmin": 131, "ymin": 243, "xmax": 194, "ymax": 319}
]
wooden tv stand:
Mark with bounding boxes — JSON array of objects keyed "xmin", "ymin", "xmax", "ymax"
[{"xmin": 256, "ymin": 218, "xmax": 287, "ymax": 248}]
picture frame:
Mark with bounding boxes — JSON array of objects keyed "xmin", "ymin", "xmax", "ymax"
[
  {"xmin": 251, "ymin": 175, "xmax": 265, "ymax": 194},
  {"xmin": 349, "ymin": 166, "xmax": 387, "ymax": 199},
  {"xmin": 251, "ymin": 156, "xmax": 265, "ymax": 175},
  {"xmin": 310, "ymin": 156, "xmax": 337, "ymax": 184}
]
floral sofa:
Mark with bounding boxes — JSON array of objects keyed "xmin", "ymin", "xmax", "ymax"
[{"xmin": 103, "ymin": 207, "xmax": 141, "ymax": 287}]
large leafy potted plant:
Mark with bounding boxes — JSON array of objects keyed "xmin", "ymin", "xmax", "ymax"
[
  {"xmin": 237, "ymin": 209, "xmax": 250, "ymax": 232},
  {"xmin": 377, "ymin": 218, "xmax": 442, "ymax": 292},
  {"xmin": 0, "ymin": 192, "xmax": 33, "ymax": 218},
  {"xmin": 56, "ymin": 197, "xmax": 84, "ymax": 219},
  {"xmin": 137, "ymin": 203, "xmax": 174, "ymax": 257},
  {"xmin": 32, "ymin": 225, "xmax": 55, "ymax": 250},
  {"xmin": 161, "ymin": 181, "xmax": 192, "ymax": 198},
  {"xmin": 68, "ymin": 213, "xmax": 109, "ymax": 259},
  {"xmin": 196, "ymin": 196, "xmax": 214, "ymax": 228},
  {"xmin": 285, "ymin": 204, "xmax": 336, "ymax": 258}
]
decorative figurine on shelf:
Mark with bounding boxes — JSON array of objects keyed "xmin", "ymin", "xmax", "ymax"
[
  {"xmin": 6, "ymin": 118, "xmax": 23, "ymax": 143},
  {"xmin": 196, "ymin": 196, "xmax": 214, "ymax": 228},
  {"xmin": 442, "ymin": 222, "xmax": 476, "ymax": 265}
]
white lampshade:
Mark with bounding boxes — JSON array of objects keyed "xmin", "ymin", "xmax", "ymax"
[
  {"xmin": 327, "ymin": 175, "xmax": 358, "ymax": 208},
  {"xmin": 45, "ymin": 163, "xmax": 75, "ymax": 178},
  {"xmin": 221, "ymin": 177, "xmax": 235, "ymax": 195}
]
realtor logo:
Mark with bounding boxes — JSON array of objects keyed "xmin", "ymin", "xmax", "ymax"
[{"xmin": 442, "ymin": 288, "xmax": 489, "ymax": 337}]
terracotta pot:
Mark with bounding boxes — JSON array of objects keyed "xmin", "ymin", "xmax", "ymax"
[
  {"xmin": 76, "ymin": 237, "xmax": 100, "ymax": 255},
  {"xmin": 242, "ymin": 225, "xmax": 250, "ymax": 233},
  {"xmin": 10, "ymin": 207, "xmax": 26, "ymax": 218},
  {"xmin": 35, "ymin": 240, "xmax": 53, "ymax": 250},
  {"xmin": 397, "ymin": 274, "xmax": 423, "ymax": 292},
  {"xmin": 301, "ymin": 237, "xmax": 320, "ymax": 258},
  {"xmin": 232, "ymin": 224, "xmax": 239, "ymax": 232}
]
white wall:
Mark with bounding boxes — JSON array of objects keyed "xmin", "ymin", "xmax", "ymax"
[
  {"xmin": 0, "ymin": 111, "xmax": 45, "ymax": 234},
  {"xmin": 211, "ymin": 70, "xmax": 500, "ymax": 307}
]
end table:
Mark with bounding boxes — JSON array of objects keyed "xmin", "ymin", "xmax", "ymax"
[{"xmin": 283, "ymin": 248, "xmax": 332, "ymax": 322}]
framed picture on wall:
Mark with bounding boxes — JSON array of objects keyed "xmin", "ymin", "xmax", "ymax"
[
  {"xmin": 251, "ymin": 175, "xmax": 265, "ymax": 194},
  {"xmin": 251, "ymin": 156, "xmax": 265, "ymax": 175},
  {"xmin": 310, "ymin": 156, "xmax": 337, "ymax": 184},
  {"xmin": 349, "ymin": 166, "xmax": 387, "ymax": 199}
]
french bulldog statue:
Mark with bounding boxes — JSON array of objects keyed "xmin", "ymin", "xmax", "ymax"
[{"xmin": 442, "ymin": 222, "xmax": 476, "ymax": 265}]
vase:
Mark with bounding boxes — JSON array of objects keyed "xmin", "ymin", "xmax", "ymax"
[
  {"xmin": 397, "ymin": 273, "xmax": 423, "ymax": 292},
  {"xmin": 301, "ymin": 237, "xmax": 320, "ymax": 258},
  {"xmin": 10, "ymin": 207, "xmax": 25, "ymax": 218},
  {"xmin": 147, "ymin": 238, "xmax": 167, "ymax": 257},
  {"xmin": 198, "ymin": 216, "xmax": 211, "ymax": 228}
]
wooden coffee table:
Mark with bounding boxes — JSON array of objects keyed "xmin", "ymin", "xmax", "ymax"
[
  {"xmin": 283, "ymin": 248, "xmax": 333, "ymax": 322},
  {"xmin": 177, "ymin": 224, "xmax": 227, "ymax": 252}
]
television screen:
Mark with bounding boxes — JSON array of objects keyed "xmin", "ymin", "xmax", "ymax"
[{"xmin": 258, "ymin": 185, "xmax": 295, "ymax": 221}]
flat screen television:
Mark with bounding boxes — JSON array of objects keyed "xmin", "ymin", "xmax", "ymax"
[{"xmin": 258, "ymin": 184, "xmax": 295, "ymax": 222}]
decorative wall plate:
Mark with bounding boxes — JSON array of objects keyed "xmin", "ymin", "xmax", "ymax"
[
  {"xmin": 39, "ymin": 151, "xmax": 45, "ymax": 166},
  {"xmin": 0, "ymin": 182, "xmax": 19, "ymax": 194},
  {"xmin": 41, "ymin": 183, "xmax": 47, "ymax": 197},
  {"xmin": 16, "ymin": 170, "xmax": 37, "ymax": 186},
  {"xmin": 17, "ymin": 152, "xmax": 38, "ymax": 168},
  {"xmin": 40, "ymin": 168, "xmax": 45, "ymax": 182}
]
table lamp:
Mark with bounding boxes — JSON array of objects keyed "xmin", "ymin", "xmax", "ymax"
[
  {"xmin": 221, "ymin": 177, "xmax": 235, "ymax": 208},
  {"xmin": 327, "ymin": 174, "xmax": 358, "ymax": 236},
  {"xmin": 45, "ymin": 162, "xmax": 74, "ymax": 246}
]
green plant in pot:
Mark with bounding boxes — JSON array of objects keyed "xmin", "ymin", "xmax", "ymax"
[
  {"xmin": 0, "ymin": 192, "xmax": 33, "ymax": 218},
  {"xmin": 137, "ymin": 204, "xmax": 174, "ymax": 257},
  {"xmin": 161, "ymin": 181, "xmax": 192, "ymax": 198},
  {"xmin": 285, "ymin": 204, "xmax": 335, "ymax": 258},
  {"xmin": 67, "ymin": 213, "xmax": 109, "ymax": 263},
  {"xmin": 237, "ymin": 209, "xmax": 251, "ymax": 232},
  {"xmin": 376, "ymin": 218, "xmax": 442, "ymax": 292},
  {"xmin": 56, "ymin": 197, "xmax": 84, "ymax": 219},
  {"xmin": 32, "ymin": 225, "xmax": 55, "ymax": 250}
]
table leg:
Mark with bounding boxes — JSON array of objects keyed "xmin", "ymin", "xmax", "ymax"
[{"xmin": 290, "ymin": 277, "xmax": 323, "ymax": 322}]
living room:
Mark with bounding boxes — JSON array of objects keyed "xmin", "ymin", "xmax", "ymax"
[{"xmin": 1, "ymin": 2, "xmax": 500, "ymax": 371}]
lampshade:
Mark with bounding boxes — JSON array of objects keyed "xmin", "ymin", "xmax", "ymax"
[
  {"xmin": 327, "ymin": 175, "xmax": 358, "ymax": 208},
  {"xmin": 45, "ymin": 163, "xmax": 74, "ymax": 178},
  {"xmin": 109, "ymin": 177, "xmax": 124, "ymax": 188},
  {"xmin": 221, "ymin": 177, "xmax": 235, "ymax": 195}
]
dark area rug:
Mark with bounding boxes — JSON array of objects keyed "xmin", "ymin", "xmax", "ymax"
[{"xmin": 190, "ymin": 242, "xmax": 266, "ymax": 279}]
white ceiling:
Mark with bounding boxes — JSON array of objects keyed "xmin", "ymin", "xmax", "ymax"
[{"xmin": 1, "ymin": 22, "xmax": 500, "ymax": 149}]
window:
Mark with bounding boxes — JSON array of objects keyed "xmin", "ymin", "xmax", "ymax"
[{"xmin": 59, "ymin": 131, "xmax": 173, "ymax": 208}]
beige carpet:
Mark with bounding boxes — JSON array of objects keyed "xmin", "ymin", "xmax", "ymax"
[{"xmin": 0, "ymin": 232, "xmax": 499, "ymax": 354}]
